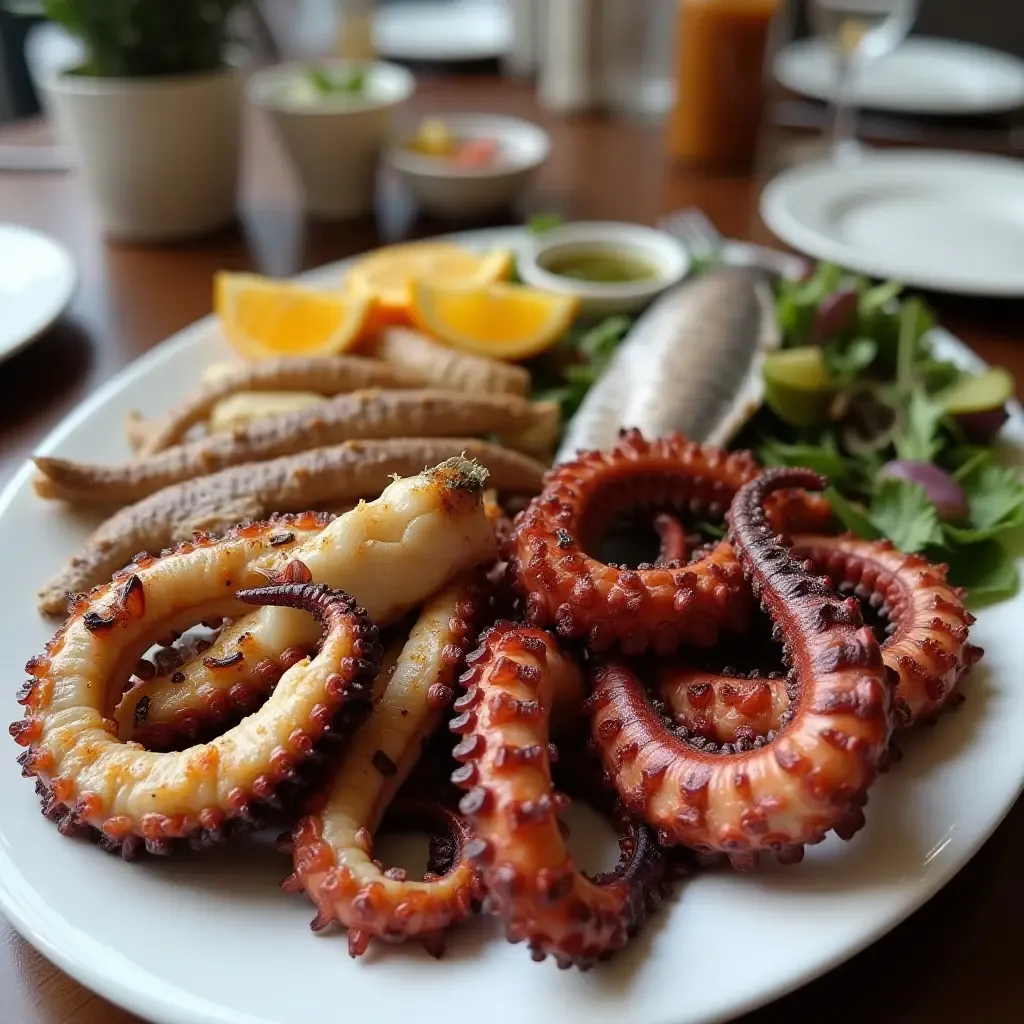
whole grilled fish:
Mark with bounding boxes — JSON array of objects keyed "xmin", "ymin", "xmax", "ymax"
[{"xmin": 555, "ymin": 267, "xmax": 780, "ymax": 462}]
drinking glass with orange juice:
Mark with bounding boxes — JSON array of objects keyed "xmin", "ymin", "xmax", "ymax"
[{"xmin": 667, "ymin": 0, "xmax": 782, "ymax": 170}]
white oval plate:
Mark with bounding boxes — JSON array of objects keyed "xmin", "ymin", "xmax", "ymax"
[
  {"xmin": 760, "ymin": 150, "xmax": 1024, "ymax": 297},
  {"xmin": 773, "ymin": 37, "xmax": 1024, "ymax": 116},
  {"xmin": 0, "ymin": 223, "xmax": 77, "ymax": 366},
  {"xmin": 1, "ymin": 227, "xmax": 1023, "ymax": 1024}
]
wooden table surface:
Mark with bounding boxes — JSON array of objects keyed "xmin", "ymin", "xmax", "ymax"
[{"xmin": 0, "ymin": 75, "xmax": 1022, "ymax": 1024}]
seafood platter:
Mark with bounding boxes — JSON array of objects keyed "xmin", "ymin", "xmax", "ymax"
[{"xmin": 1, "ymin": 223, "xmax": 1022, "ymax": 1024}]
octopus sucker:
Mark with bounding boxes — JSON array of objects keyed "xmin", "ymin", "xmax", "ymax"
[
  {"xmin": 658, "ymin": 664, "xmax": 791, "ymax": 747},
  {"xmin": 589, "ymin": 468, "xmax": 893, "ymax": 866},
  {"xmin": 115, "ymin": 459, "xmax": 499, "ymax": 746},
  {"xmin": 37, "ymin": 439, "xmax": 544, "ymax": 616},
  {"xmin": 286, "ymin": 576, "xmax": 488, "ymax": 954},
  {"xmin": 453, "ymin": 622, "xmax": 668, "ymax": 969},
  {"xmin": 507, "ymin": 430, "xmax": 832, "ymax": 654},
  {"xmin": 12, "ymin": 551, "xmax": 381, "ymax": 855},
  {"xmin": 36, "ymin": 390, "xmax": 558, "ymax": 506},
  {"xmin": 791, "ymin": 534, "xmax": 982, "ymax": 726}
]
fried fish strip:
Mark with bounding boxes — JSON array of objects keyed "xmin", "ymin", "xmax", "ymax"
[
  {"xmin": 37, "ymin": 438, "xmax": 546, "ymax": 616},
  {"xmin": 130, "ymin": 355, "xmax": 425, "ymax": 456},
  {"xmin": 36, "ymin": 390, "xmax": 559, "ymax": 506},
  {"xmin": 370, "ymin": 328, "xmax": 530, "ymax": 398}
]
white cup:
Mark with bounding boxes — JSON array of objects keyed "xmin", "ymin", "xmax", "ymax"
[{"xmin": 247, "ymin": 59, "xmax": 415, "ymax": 220}]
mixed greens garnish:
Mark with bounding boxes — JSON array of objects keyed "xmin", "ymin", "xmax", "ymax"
[
  {"xmin": 529, "ymin": 316, "xmax": 633, "ymax": 419},
  {"xmin": 735, "ymin": 264, "xmax": 1022, "ymax": 603},
  {"xmin": 532, "ymin": 257, "xmax": 1022, "ymax": 604},
  {"xmin": 304, "ymin": 66, "xmax": 368, "ymax": 97}
]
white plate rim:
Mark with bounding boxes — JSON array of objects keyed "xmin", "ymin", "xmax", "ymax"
[
  {"xmin": 374, "ymin": 1, "xmax": 512, "ymax": 63},
  {"xmin": 0, "ymin": 226, "xmax": 1022, "ymax": 1024},
  {"xmin": 773, "ymin": 36, "xmax": 1024, "ymax": 115},
  {"xmin": 0, "ymin": 223, "xmax": 78, "ymax": 366},
  {"xmin": 760, "ymin": 149, "xmax": 1024, "ymax": 297}
]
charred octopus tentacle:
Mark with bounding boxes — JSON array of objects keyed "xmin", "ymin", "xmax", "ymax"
[
  {"xmin": 507, "ymin": 429, "xmax": 833, "ymax": 655},
  {"xmin": 792, "ymin": 533, "xmax": 983, "ymax": 726},
  {"xmin": 13, "ymin": 561, "xmax": 380, "ymax": 858},
  {"xmin": 283, "ymin": 576, "xmax": 489, "ymax": 958},
  {"xmin": 451, "ymin": 622, "xmax": 668, "ymax": 969},
  {"xmin": 587, "ymin": 469, "xmax": 894, "ymax": 870}
]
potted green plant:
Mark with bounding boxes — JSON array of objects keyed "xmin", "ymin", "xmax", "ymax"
[{"xmin": 36, "ymin": 0, "xmax": 248, "ymax": 241}]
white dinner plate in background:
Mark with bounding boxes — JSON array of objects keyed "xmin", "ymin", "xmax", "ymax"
[
  {"xmin": 760, "ymin": 149, "xmax": 1024, "ymax": 296},
  {"xmin": 0, "ymin": 224, "xmax": 77, "ymax": 366},
  {"xmin": 375, "ymin": 1, "xmax": 512, "ymax": 62},
  {"xmin": 774, "ymin": 37, "xmax": 1024, "ymax": 116}
]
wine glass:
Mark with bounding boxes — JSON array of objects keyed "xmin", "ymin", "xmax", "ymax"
[{"xmin": 807, "ymin": 0, "xmax": 919, "ymax": 163}]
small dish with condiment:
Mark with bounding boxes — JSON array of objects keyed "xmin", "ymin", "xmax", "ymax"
[
  {"xmin": 387, "ymin": 113, "xmax": 550, "ymax": 219},
  {"xmin": 518, "ymin": 221, "xmax": 690, "ymax": 315}
]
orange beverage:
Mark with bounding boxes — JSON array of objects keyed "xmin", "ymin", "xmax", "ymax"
[{"xmin": 667, "ymin": 0, "xmax": 781, "ymax": 169}]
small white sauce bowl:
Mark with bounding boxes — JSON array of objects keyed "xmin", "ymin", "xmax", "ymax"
[
  {"xmin": 248, "ymin": 59, "xmax": 415, "ymax": 220},
  {"xmin": 519, "ymin": 221, "xmax": 691, "ymax": 316},
  {"xmin": 387, "ymin": 113, "xmax": 550, "ymax": 219}
]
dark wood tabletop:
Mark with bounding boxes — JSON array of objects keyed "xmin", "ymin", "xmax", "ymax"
[{"xmin": 0, "ymin": 74, "xmax": 1021, "ymax": 1024}]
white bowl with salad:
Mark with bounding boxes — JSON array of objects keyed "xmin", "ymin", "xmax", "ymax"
[
  {"xmin": 247, "ymin": 59, "xmax": 415, "ymax": 219},
  {"xmin": 387, "ymin": 113, "xmax": 550, "ymax": 219}
]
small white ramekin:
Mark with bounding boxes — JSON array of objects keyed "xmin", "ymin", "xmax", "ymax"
[
  {"xmin": 387, "ymin": 113, "xmax": 550, "ymax": 219},
  {"xmin": 518, "ymin": 221, "xmax": 691, "ymax": 316}
]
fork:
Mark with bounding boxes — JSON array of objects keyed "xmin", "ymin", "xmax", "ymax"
[
  {"xmin": 658, "ymin": 208, "xmax": 727, "ymax": 263},
  {"xmin": 658, "ymin": 207, "xmax": 810, "ymax": 280}
]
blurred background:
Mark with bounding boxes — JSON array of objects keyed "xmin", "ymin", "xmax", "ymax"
[{"xmin": 2, "ymin": 0, "xmax": 1024, "ymax": 122}]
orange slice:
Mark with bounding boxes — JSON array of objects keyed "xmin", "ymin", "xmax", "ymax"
[
  {"xmin": 410, "ymin": 281, "xmax": 580, "ymax": 361},
  {"xmin": 215, "ymin": 273, "xmax": 369, "ymax": 361},
  {"xmin": 347, "ymin": 243, "xmax": 512, "ymax": 329}
]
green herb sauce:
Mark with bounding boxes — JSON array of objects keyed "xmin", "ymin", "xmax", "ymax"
[{"xmin": 543, "ymin": 250, "xmax": 658, "ymax": 284}]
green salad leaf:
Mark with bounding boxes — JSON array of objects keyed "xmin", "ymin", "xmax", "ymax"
[
  {"xmin": 530, "ymin": 315, "xmax": 633, "ymax": 420},
  {"xmin": 867, "ymin": 478, "xmax": 943, "ymax": 553},
  {"xmin": 935, "ymin": 538, "xmax": 1020, "ymax": 604},
  {"xmin": 960, "ymin": 458, "xmax": 1024, "ymax": 530},
  {"xmin": 527, "ymin": 212, "xmax": 565, "ymax": 236},
  {"xmin": 825, "ymin": 486, "xmax": 882, "ymax": 540},
  {"xmin": 894, "ymin": 387, "xmax": 946, "ymax": 462},
  {"xmin": 306, "ymin": 66, "xmax": 367, "ymax": 95}
]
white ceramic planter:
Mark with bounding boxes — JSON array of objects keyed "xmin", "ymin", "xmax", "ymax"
[
  {"xmin": 247, "ymin": 60, "xmax": 415, "ymax": 220},
  {"xmin": 43, "ymin": 66, "xmax": 242, "ymax": 243}
]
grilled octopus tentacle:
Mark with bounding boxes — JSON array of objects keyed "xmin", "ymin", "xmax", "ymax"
[
  {"xmin": 116, "ymin": 458, "xmax": 498, "ymax": 747},
  {"xmin": 283, "ymin": 577, "xmax": 488, "ymax": 957},
  {"xmin": 792, "ymin": 534, "xmax": 983, "ymax": 726},
  {"xmin": 451, "ymin": 622, "xmax": 667, "ymax": 969},
  {"xmin": 656, "ymin": 530, "xmax": 982, "ymax": 743},
  {"xmin": 588, "ymin": 468, "xmax": 894, "ymax": 869},
  {"xmin": 507, "ymin": 429, "xmax": 833, "ymax": 655},
  {"xmin": 12, "ymin": 559, "xmax": 380, "ymax": 858}
]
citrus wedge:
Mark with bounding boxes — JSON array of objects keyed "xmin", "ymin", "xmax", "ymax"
[
  {"xmin": 762, "ymin": 347, "xmax": 836, "ymax": 427},
  {"xmin": 410, "ymin": 280, "xmax": 580, "ymax": 361},
  {"xmin": 215, "ymin": 272, "xmax": 369, "ymax": 361},
  {"xmin": 346, "ymin": 242, "xmax": 512, "ymax": 329}
]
